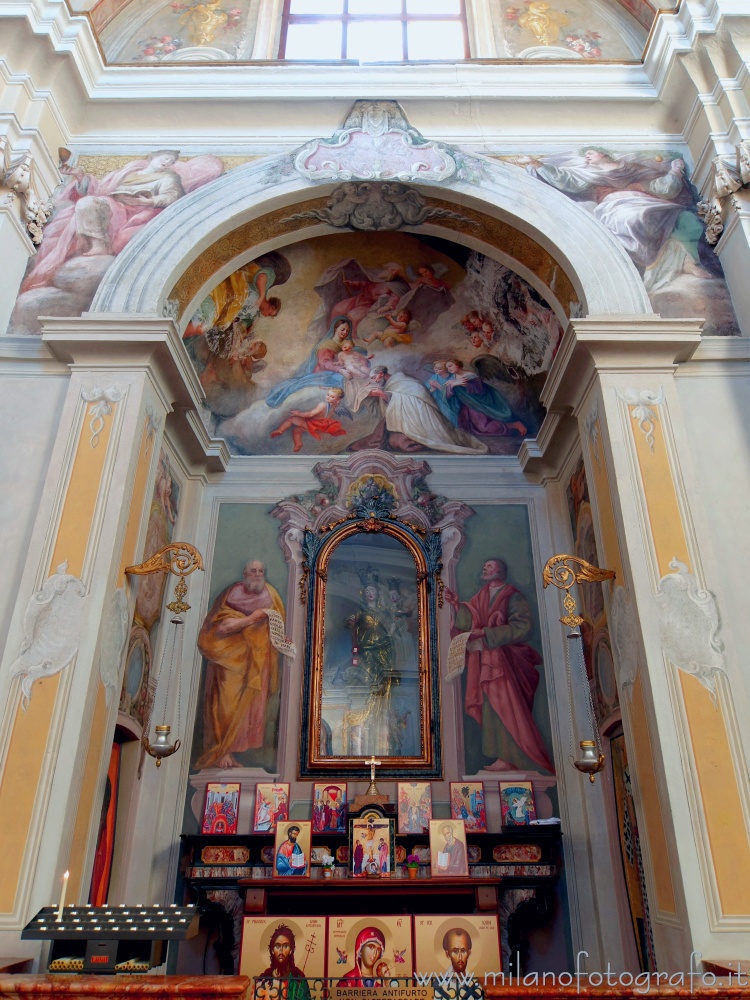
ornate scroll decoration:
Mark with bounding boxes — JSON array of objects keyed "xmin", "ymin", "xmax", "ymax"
[
  {"xmin": 615, "ymin": 386, "xmax": 664, "ymax": 452},
  {"xmin": 81, "ymin": 386, "xmax": 125, "ymax": 448},
  {"xmin": 293, "ymin": 100, "xmax": 458, "ymax": 184},
  {"xmin": 125, "ymin": 542, "xmax": 204, "ymax": 579},
  {"xmin": 0, "ymin": 139, "xmax": 53, "ymax": 245},
  {"xmin": 161, "ymin": 298, "xmax": 180, "ymax": 320},
  {"xmin": 542, "ymin": 554, "xmax": 616, "ymax": 626},
  {"xmin": 655, "ymin": 558, "xmax": 725, "ymax": 699},
  {"xmin": 283, "ymin": 181, "xmax": 474, "ymax": 232},
  {"xmin": 125, "ymin": 542, "xmax": 205, "ymax": 614},
  {"xmin": 697, "ymin": 200, "xmax": 724, "ymax": 247},
  {"xmin": 8, "ymin": 562, "xmax": 86, "ymax": 709},
  {"xmin": 346, "ymin": 474, "xmax": 398, "ymax": 519}
]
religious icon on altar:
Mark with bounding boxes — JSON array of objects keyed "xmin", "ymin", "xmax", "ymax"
[
  {"xmin": 413, "ymin": 915, "xmax": 501, "ymax": 980},
  {"xmin": 273, "ymin": 820, "xmax": 312, "ymax": 878},
  {"xmin": 201, "ymin": 782, "xmax": 240, "ymax": 835},
  {"xmin": 328, "ymin": 916, "xmax": 413, "ymax": 983},
  {"xmin": 253, "ymin": 783, "xmax": 289, "ymax": 833},
  {"xmin": 240, "ymin": 915, "xmax": 326, "ymax": 989},
  {"xmin": 349, "ymin": 808, "xmax": 394, "ymax": 877},
  {"xmin": 312, "ymin": 782, "xmax": 347, "ymax": 833},
  {"xmin": 499, "ymin": 781, "xmax": 536, "ymax": 826},
  {"xmin": 397, "ymin": 782, "xmax": 432, "ymax": 834},
  {"xmin": 429, "ymin": 819, "xmax": 469, "ymax": 877},
  {"xmin": 450, "ymin": 781, "xmax": 487, "ymax": 833}
]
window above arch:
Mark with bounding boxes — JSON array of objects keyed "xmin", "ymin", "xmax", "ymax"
[{"xmin": 280, "ymin": 0, "xmax": 469, "ymax": 62}]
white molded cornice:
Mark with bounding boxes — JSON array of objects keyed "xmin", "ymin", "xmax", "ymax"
[
  {"xmin": 40, "ymin": 314, "xmax": 203, "ymax": 406},
  {"xmin": 541, "ymin": 316, "xmax": 704, "ymax": 414},
  {"xmin": 39, "ymin": 314, "xmax": 228, "ymax": 471}
]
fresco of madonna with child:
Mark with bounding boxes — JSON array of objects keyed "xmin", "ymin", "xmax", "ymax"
[{"xmin": 182, "ymin": 232, "xmax": 564, "ymax": 457}]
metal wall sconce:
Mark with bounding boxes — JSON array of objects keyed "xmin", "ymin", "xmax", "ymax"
[
  {"xmin": 125, "ymin": 543, "xmax": 204, "ymax": 766},
  {"xmin": 542, "ymin": 554, "xmax": 615, "ymax": 783}
]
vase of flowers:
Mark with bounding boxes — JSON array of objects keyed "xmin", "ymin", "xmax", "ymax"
[
  {"xmin": 321, "ymin": 854, "xmax": 335, "ymax": 878},
  {"xmin": 405, "ymin": 854, "xmax": 420, "ymax": 879}
]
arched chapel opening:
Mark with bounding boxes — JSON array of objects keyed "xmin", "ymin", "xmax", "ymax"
[{"xmin": 1, "ymin": 76, "xmax": 750, "ymax": 996}]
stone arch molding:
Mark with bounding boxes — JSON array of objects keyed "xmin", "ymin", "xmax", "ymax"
[{"xmin": 92, "ymin": 105, "xmax": 651, "ymax": 319}]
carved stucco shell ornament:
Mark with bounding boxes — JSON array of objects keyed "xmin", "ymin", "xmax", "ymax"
[{"xmin": 8, "ymin": 562, "xmax": 86, "ymax": 708}]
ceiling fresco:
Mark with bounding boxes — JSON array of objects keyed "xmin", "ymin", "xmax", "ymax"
[
  {"xmin": 66, "ymin": 0, "xmax": 654, "ymax": 63},
  {"xmin": 182, "ymin": 232, "xmax": 563, "ymax": 457}
]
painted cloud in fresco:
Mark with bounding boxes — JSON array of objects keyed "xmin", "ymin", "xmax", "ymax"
[
  {"xmin": 182, "ymin": 232, "xmax": 562, "ymax": 457},
  {"xmin": 8, "ymin": 151, "xmax": 224, "ymax": 336},
  {"xmin": 510, "ymin": 148, "xmax": 738, "ymax": 337}
]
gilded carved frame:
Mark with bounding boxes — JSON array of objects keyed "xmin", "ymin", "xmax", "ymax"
[{"xmin": 299, "ymin": 507, "xmax": 443, "ymax": 780}]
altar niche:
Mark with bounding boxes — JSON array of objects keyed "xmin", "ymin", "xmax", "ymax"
[{"xmin": 300, "ymin": 513, "xmax": 442, "ymax": 780}]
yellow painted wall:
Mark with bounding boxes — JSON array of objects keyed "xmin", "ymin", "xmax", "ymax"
[
  {"xmin": 629, "ymin": 676, "xmax": 677, "ymax": 913},
  {"xmin": 629, "ymin": 402, "xmax": 750, "ymax": 916},
  {"xmin": 586, "ymin": 424, "xmax": 624, "ymax": 584},
  {"xmin": 68, "ymin": 420, "xmax": 154, "ymax": 900},
  {"xmin": 0, "ymin": 401, "xmax": 116, "ymax": 913}
]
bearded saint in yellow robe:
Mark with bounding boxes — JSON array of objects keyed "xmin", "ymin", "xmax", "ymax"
[{"xmin": 194, "ymin": 560, "xmax": 285, "ymax": 770}]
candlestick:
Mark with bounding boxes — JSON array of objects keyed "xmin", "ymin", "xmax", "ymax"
[{"xmin": 56, "ymin": 870, "xmax": 69, "ymax": 922}]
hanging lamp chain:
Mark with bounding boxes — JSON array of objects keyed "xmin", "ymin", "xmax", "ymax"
[
  {"xmin": 542, "ymin": 554, "xmax": 615, "ymax": 784},
  {"xmin": 125, "ymin": 543, "xmax": 203, "ymax": 767}
]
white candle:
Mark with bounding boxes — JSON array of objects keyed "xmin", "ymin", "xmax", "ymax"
[{"xmin": 56, "ymin": 870, "xmax": 69, "ymax": 922}]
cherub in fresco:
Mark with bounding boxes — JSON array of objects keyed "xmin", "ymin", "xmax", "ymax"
[
  {"xmin": 460, "ymin": 311, "xmax": 483, "ymax": 335},
  {"xmin": 426, "ymin": 360, "xmax": 456, "ymax": 424},
  {"xmin": 480, "ymin": 319, "xmax": 496, "ymax": 346},
  {"xmin": 314, "ymin": 258, "xmax": 453, "ymax": 340},
  {"xmin": 227, "ymin": 321, "xmax": 267, "ymax": 375},
  {"xmin": 270, "ymin": 387, "xmax": 351, "ymax": 452},
  {"xmin": 363, "ymin": 308, "xmax": 415, "ymax": 347},
  {"xmin": 337, "ymin": 339, "xmax": 374, "ymax": 377}
]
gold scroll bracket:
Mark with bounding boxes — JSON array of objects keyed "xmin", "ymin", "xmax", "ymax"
[
  {"xmin": 542, "ymin": 554, "xmax": 615, "ymax": 626},
  {"xmin": 125, "ymin": 542, "xmax": 204, "ymax": 614}
]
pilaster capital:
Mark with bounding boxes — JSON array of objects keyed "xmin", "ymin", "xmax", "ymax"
[{"xmin": 541, "ymin": 316, "xmax": 704, "ymax": 414}]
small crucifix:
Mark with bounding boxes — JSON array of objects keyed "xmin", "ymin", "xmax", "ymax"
[{"xmin": 366, "ymin": 755, "xmax": 382, "ymax": 795}]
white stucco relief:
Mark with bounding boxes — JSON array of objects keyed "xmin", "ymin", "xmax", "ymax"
[
  {"xmin": 293, "ymin": 101, "xmax": 458, "ymax": 183},
  {"xmin": 8, "ymin": 562, "xmax": 86, "ymax": 709},
  {"xmin": 616, "ymin": 385, "xmax": 664, "ymax": 452},
  {"xmin": 655, "ymin": 559, "xmax": 725, "ymax": 699},
  {"xmin": 81, "ymin": 385, "xmax": 125, "ymax": 448}
]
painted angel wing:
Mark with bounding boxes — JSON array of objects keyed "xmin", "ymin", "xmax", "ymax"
[{"xmin": 472, "ymin": 354, "xmax": 520, "ymax": 383}]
